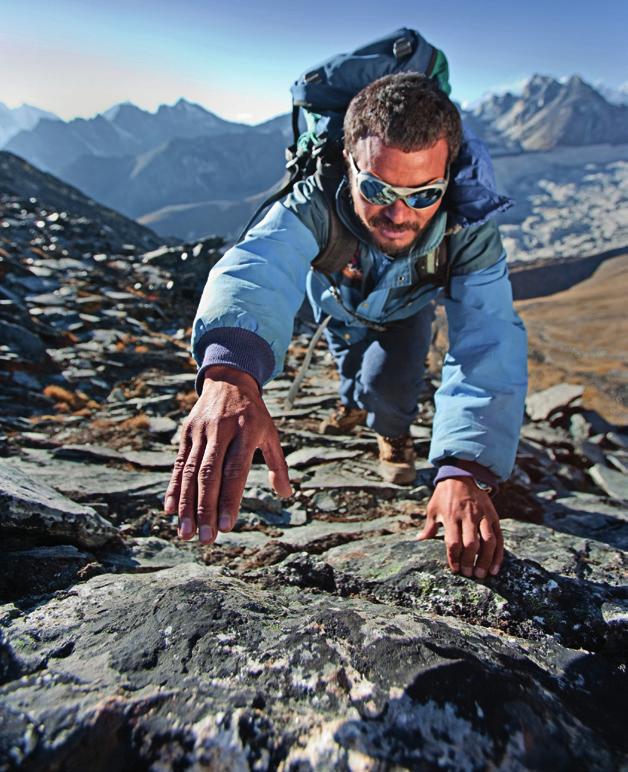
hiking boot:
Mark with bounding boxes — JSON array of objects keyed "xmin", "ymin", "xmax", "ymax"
[
  {"xmin": 319, "ymin": 403, "xmax": 367, "ymax": 435},
  {"xmin": 377, "ymin": 433, "xmax": 416, "ymax": 485}
]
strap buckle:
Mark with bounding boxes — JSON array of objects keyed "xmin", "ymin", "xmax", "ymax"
[
  {"xmin": 304, "ymin": 69, "xmax": 323, "ymax": 84},
  {"xmin": 393, "ymin": 37, "xmax": 413, "ymax": 59}
]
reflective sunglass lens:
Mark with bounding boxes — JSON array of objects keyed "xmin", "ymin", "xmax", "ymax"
[
  {"xmin": 406, "ymin": 188, "xmax": 444, "ymax": 209},
  {"xmin": 359, "ymin": 179, "xmax": 394, "ymax": 205},
  {"xmin": 357, "ymin": 170, "xmax": 446, "ymax": 209}
]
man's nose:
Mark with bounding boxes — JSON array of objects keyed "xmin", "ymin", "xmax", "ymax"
[{"xmin": 383, "ymin": 198, "xmax": 409, "ymax": 223}]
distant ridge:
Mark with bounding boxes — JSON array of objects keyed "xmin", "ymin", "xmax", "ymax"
[
  {"xmin": 4, "ymin": 97, "xmax": 250, "ymax": 175},
  {"xmin": 469, "ymin": 75, "xmax": 628, "ymax": 151},
  {"xmin": 509, "ymin": 247, "xmax": 628, "ymax": 300}
]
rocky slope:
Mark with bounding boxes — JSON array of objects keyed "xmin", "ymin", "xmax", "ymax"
[
  {"xmin": 1, "ymin": 182, "xmax": 627, "ymax": 769},
  {"xmin": 0, "ymin": 151, "xmax": 167, "ymax": 251}
]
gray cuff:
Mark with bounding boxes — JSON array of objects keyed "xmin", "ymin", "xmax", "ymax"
[
  {"xmin": 434, "ymin": 459, "xmax": 500, "ymax": 492},
  {"xmin": 194, "ymin": 327, "xmax": 275, "ymax": 395}
]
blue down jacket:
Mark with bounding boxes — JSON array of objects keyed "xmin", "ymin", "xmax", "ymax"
[{"xmin": 192, "ymin": 128, "xmax": 528, "ymax": 481}]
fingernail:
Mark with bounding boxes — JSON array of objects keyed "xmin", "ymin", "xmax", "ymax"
[
  {"xmin": 218, "ymin": 514, "xmax": 231, "ymax": 531},
  {"xmin": 475, "ymin": 568, "xmax": 487, "ymax": 579},
  {"xmin": 199, "ymin": 525, "xmax": 213, "ymax": 543},
  {"xmin": 461, "ymin": 566, "xmax": 473, "ymax": 578},
  {"xmin": 179, "ymin": 518, "xmax": 193, "ymax": 538},
  {"xmin": 490, "ymin": 565, "xmax": 500, "ymax": 576},
  {"xmin": 165, "ymin": 496, "xmax": 176, "ymax": 513}
]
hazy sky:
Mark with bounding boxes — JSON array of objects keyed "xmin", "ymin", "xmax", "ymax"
[{"xmin": 2, "ymin": 0, "xmax": 627, "ymax": 123}]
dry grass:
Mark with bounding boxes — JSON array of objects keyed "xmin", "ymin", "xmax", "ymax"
[
  {"xmin": 516, "ymin": 253, "xmax": 628, "ymax": 424},
  {"xmin": 119, "ymin": 414, "xmax": 151, "ymax": 431},
  {"xmin": 427, "ymin": 253, "xmax": 628, "ymax": 425},
  {"xmin": 43, "ymin": 385, "xmax": 98, "ymax": 412},
  {"xmin": 59, "ymin": 412, "xmax": 153, "ymax": 451}
]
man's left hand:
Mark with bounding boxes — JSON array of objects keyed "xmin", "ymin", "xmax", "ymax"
[{"xmin": 417, "ymin": 477, "xmax": 504, "ymax": 578}]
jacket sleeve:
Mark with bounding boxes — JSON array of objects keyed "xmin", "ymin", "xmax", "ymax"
[
  {"xmin": 428, "ymin": 225, "xmax": 528, "ymax": 481},
  {"xmin": 191, "ymin": 200, "xmax": 321, "ymax": 390}
]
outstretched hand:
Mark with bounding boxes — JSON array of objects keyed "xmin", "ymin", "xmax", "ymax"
[
  {"xmin": 164, "ymin": 365, "xmax": 292, "ymax": 544},
  {"xmin": 417, "ymin": 477, "xmax": 504, "ymax": 578}
]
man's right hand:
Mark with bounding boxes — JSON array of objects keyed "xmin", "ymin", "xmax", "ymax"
[{"xmin": 164, "ymin": 365, "xmax": 292, "ymax": 544}]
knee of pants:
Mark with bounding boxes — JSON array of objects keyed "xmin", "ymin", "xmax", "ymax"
[
  {"xmin": 359, "ymin": 359, "xmax": 425, "ymax": 409},
  {"xmin": 359, "ymin": 368, "xmax": 424, "ymax": 407}
]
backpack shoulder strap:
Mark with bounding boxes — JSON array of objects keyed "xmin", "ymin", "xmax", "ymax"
[
  {"xmin": 416, "ymin": 236, "xmax": 451, "ymax": 296},
  {"xmin": 309, "ymin": 162, "xmax": 360, "ymax": 276}
]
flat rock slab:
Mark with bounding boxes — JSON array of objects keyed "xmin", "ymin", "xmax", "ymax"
[
  {"xmin": 544, "ymin": 494, "xmax": 628, "ymax": 550},
  {"xmin": 2, "ymin": 455, "xmax": 170, "ymax": 507},
  {"xmin": 121, "ymin": 449, "xmax": 177, "ymax": 469},
  {"xmin": 284, "ymin": 447, "xmax": 362, "ymax": 468},
  {"xmin": 526, "ymin": 383, "xmax": 585, "ymax": 421},
  {"xmin": 0, "ymin": 544, "xmax": 92, "ymax": 600},
  {"xmin": 143, "ymin": 373, "xmax": 197, "ymax": 389},
  {"xmin": 280, "ymin": 428, "xmax": 374, "ymax": 448},
  {"xmin": 0, "ymin": 462, "xmax": 117, "ymax": 548},
  {"xmin": 589, "ymin": 463, "xmax": 628, "ymax": 502},
  {"xmin": 409, "ymin": 424, "xmax": 432, "ymax": 440},
  {"xmin": 238, "ymin": 504, "xmax": 308, "ymax": 528},
  {"xmin": 285, "ymin": 513, "xmax": 402, "ymax": 547},
  {"xmin": 0, "ymin": 562, "xmax": 624, "ymax": 770},
  {"xmin": 99, "ymin": 536, "xmax": 206, "ymax": 573},
  {"xmin": 209, "ymin": 512, "xmax": 404, "ymax": 554},
  {"xmin": 267, "ymin": 404, "xmax": 317, "ymax": 419},
  {"xmin": 301, "ymin": 470, "xmax": 407, "ymax": 494},
  {"xmin": 146, "ymin": 416, "xmax": 178, "ymax": 436},
  {"xmin": 52, "ymin": 444, "xmax": 125, "ymax": 463}
]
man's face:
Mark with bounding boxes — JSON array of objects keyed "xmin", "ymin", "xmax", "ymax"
[{"xmin": 346, "ymin": 135, "xmax": 449, "ymax": 256}]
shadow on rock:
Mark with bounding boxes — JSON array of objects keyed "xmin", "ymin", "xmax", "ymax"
[{"xmin": 333, "ymin": 639, "xmax": 626, "ymax": 771}]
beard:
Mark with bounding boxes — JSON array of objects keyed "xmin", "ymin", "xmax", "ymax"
[{"xmin": 364, "ymin": 213, "xmax": 423, "ymax": 256}]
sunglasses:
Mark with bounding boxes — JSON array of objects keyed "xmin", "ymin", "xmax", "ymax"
[{"xmin": 349, "ymin": 154, "xmax": 449, "ymax": 210}]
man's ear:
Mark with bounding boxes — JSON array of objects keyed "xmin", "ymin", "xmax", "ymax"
[{"xmin": 342, "ymin": 148, "xmax": 352, "ymax": 175}]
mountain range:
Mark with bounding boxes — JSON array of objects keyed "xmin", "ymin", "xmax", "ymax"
[
  {"xmin": 0, "ymin": 103, "xmax": 59, "ymax": 147},
  {"xmin": 2, "ymin": 75, "xmax": 627, "ymax": 243}
]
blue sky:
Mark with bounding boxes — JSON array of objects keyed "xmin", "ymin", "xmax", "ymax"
[{"xmin": 2, "ymin": 0, "xmax": 627, "ymax": 123}]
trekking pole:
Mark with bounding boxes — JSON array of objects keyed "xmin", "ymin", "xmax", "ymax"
[{"xmin": 285, "ymin": 315, "xmax": 331, "ymax": 408}]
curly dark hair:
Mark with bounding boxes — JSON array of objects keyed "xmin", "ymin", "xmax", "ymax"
[{"xmin": 343, "ymin": 73, "xmax": 462, "ymax": 162}]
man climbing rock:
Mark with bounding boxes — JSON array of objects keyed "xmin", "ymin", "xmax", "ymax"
[{"xmin": 165, "ymin": 72, "xmax": 528, "ymax": 579}]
